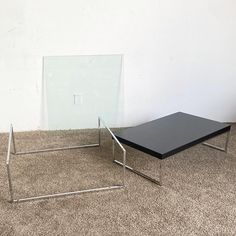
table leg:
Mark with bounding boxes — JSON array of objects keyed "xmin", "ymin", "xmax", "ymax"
[
  {"xmin": 202, "ymin": 130, "xmax": 230, "ymax": 153},
  {"xmin": 114, "ymin": 158, "xmax": 162, "ymax": 186}
]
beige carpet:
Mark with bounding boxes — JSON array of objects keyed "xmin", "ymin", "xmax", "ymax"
[{"xmin": 0, "ymin": 125, "xmax": 236, "ymax": 235}]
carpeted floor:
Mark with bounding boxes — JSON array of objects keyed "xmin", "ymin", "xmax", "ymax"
[{"xmin": 0, "ymin": 125, "xmax": 236, "ymax": 235}]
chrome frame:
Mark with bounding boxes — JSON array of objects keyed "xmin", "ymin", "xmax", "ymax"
[
  {"xmin": 113, "ymin": 129, "xmax": 231, "ymax": 186},
  {"xmin": 202, "ymin": 130, "xmax": 231, "ymax": 153},
  {"xmin": 113, "ymin": 140, "xmax": 162, "ymax": 186},
  {"xmin": 6, "ymin": 117, "xmax": 126, "ymax": 203}
]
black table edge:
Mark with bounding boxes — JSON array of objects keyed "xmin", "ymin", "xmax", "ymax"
[{"xmin": 115, "ymin": 125, "xmax": 231, "ymax": 160}]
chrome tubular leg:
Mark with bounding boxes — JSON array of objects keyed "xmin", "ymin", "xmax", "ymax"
[
  {"xmin": 11, "ymin": 125, "xmax": 16, "ymax": 154},
  {"xmin": 13, "ymin": 185, "xmax": 123, "ymax": 203},
  {"xmin": 6, "ymin": 125, "xmax": 14, "ymax": 202},
  {"xmin": 122, "ymin": 150, "xmax": 126, "ymax": 187},
  {"xmin": 159, "ymin": 161, "xmax": 162, "ymax": 186},
  {"xmin": 11, "ymin": 122, "xmax": 100, "ymax": 156},
  {"xmin": 203, "ymin": 130, "xmax": 231, "ymax": 153},
  {"xmin": 225, "ymin": 130, "xmax": 230, "ymax": 153},
  {"xmin": 99, "ymin": 117, "xmax": 126, "ymax": 188},
  {"xmin": 14, "ymin": 144, "xmax": 100, "ymax": 155},
  {"xmin": 112, "ymin": 139, "xmax": 115, "ymax": 161},
  {"xmin": 6, "ymin": 165, "xmax": 14, "ymax": 202},
  {"xmin": 113, "ymin": 159, "xmax": 162, "ymax": 186},
  {"xmin": 98, "ymin": 117, "xmax": 101, "ymax": 146}
]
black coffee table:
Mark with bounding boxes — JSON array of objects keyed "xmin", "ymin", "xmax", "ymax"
[{"xmin": 113, "ymin": 112, "xmax": 231, "ymax": 185}]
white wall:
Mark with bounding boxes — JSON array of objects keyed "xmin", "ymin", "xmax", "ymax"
[{"xmin": 0, "ymin": 0, "xmax": 236, "ymax": 131}]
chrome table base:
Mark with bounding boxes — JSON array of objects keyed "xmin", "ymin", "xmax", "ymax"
[
  {"xmin": 6, "ymin": 117, "xmax": 126, "ymax": 203},
  {"xmin": 113, "ymin": 159, "xmax": 162, "ymax": 186},
  {"xmin": 112, "ymin": 140, "xmax": 162, "ymax": 186}
]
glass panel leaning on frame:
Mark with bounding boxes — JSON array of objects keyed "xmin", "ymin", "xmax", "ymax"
[{"xmin": 42, "ymin": 54, "xmax": 124, "ymax": 130}]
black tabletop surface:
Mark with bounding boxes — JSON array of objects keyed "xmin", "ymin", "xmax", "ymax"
[{"xmin": 114, "ymin": 112, "xmax": 231, "ymax": 159}]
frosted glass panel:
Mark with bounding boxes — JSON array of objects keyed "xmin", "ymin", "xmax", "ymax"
[{"xmin": 43, "ymin": 55, "xmax": 123, "ymax": 130}]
